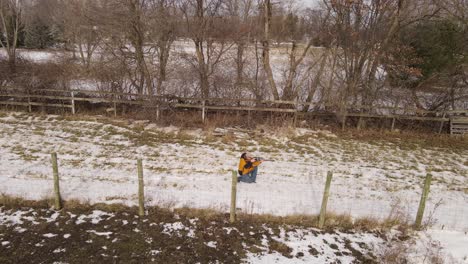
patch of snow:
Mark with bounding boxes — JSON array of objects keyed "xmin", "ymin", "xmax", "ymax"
[
  {"xmin": 426, "ymin": 229, "xmax": 468, "ymax": 262},
  {"xmin": 53, "ymin": 248, "xmax": 66, "ymax": 253},
  {"xmin": 87, "ymin": 230, "xmax": 113, "ymax": 238},
  {"xmin": 223, "ymin": 227, "xmax": 238, "ymax": 235},
  {"xmin": 162, "ymin": 221, "xmax": 192, "ymax": 237},
  {"xmin": 150, "ymin": 250, "xmax": 161, "ymax": 256},
  {"xmin": 246, "ymin": 227, "xmax": 385, "ymax": 264},
  {"xmin": 205, "ymin": 241, "xmax": 217, "ymax": 248},
  {"xmin": 43, "ymin": 233, "xmax": 57, "ymax": 238},
  {"xmin": 76, "ymin": 210, "xmax": 114, "ymax": 225},
  {"xmin": 14, "ymin": 226, "xmax": 27, "ymax": 233},
  {"xmin": 43, "ymin": 212, "xmax": 60, "ymax": 223}
]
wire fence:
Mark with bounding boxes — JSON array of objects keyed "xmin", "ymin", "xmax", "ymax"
[
  {"xmin": 235, "ymin": 169, "xmax": 468, "ymax": 231},
  {"xmin": 2, "ymin": 154, "xmax": 466, "ymax": 232}
]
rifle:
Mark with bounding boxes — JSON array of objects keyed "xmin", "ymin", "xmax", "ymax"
[{"xmin": 254, "ymin": 157, "xmax": 274, "ymax": 162}]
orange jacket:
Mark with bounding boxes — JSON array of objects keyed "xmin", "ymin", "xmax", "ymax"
[{"xmin": 238, "ymin": 158, "xmax": 261, "ymax": 176}]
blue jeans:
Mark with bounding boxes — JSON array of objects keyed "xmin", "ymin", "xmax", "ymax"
[{"xmin": 239, "ymin": 167, "xmax": 258, "ymax": 183}]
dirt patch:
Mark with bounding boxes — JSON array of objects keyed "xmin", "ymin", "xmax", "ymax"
[{"xmin": 0, "ymin": 204, "xmax": 392, "ymax": 264}]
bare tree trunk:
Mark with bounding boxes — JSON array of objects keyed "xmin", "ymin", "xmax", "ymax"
[
  {"xmin": 324, "ymin": 47, "xmax": 338, "ymax": 109},
  {"xmin": 235, "ymin": 41, "xmax": 245, "ymax": 85},
  {"xmin": 157, "ymin": 41, "xmax": 170, "ymax": 95},
  {"xmin": 152, "ymin": 0, "xmax": 176, "ymax": 96},
  {"xmin": 250, "ymin": 40, "xmax": 263, "ymax": 102},
  {"xmin": 262, "ymin": 0, "xmax": 279, "ymax": 100},
  {"xmin": 194, "ymin": 40, "xmax": 210, "ymax": 98},
  {"xmin": 364, "ymin": 0, "xmax": 406, "ymax": 101},
  {"xmin": 282, "ymin": 40, "xmax": 314, "ymax": 101},
  {"xmin": 78, "ymin": 37, "xmax": 87, "ymax": 66},
  {"xmin": 0, "ymin": 0, "xmax": 21, "ymax": 68},
  {"xmin": 282, "ymin": 42, "xmax": 298, "ymax": 101},
  {"xmin": 129, "ymin": 0, "xmax": 153, "ymax": 95},
  {"xmin": 303, "ymin": 52, "xmax": 328, "ymax": 112}
]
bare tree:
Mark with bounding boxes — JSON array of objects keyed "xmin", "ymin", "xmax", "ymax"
[
  {"xmin": 98, "ymin": 0, "xmax": 154, "ymax": 95},
  {"xmin": 146, "ymin": 0, "xmax": 178, "ymax": 95},
  {"xmin": 180, "ymin": 0, "xmax": 234, "ymax": 98},
  {"xmin": 224, "ymin": 0, "xmax": 257, "ymax": 86},
  {"xmin": 262, "ymin": 0, "xmax": 318, "ymax": 101},
  {"xmin": 433, "ymin": 0, "xmax": 468, "ymax": 26},
  {"xmin": 261, "ymin": 0, "xmax": 279, "ymax": 100},
  {"xmin": 0, "ymin": 0, "xmax": 22, "ymax": 67},
  {"xmin": 52, "ymin": 0, "xmax": 103, "ymax": 69},
  {"xmin": 322, "ymin": 0, "xmax": 411, "ymax": 116}
]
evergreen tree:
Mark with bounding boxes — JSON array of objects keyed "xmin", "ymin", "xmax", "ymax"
[{"xmin": 25, "ymin": 16, "xmax": 56, "ymax": 49}]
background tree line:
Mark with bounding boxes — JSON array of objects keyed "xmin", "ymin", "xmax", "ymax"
[{"xmin": 1, "ymin": 0, "xmax": 467, "ymax": 115}]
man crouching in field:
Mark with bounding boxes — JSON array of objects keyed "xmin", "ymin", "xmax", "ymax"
[{"xmin": 238, "ymin": 152, "xmax": 263, "ymax": 183}]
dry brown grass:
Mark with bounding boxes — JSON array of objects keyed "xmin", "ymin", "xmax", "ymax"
[
  {"xmin": 237, "ymin": 211, "xmax": 408, "ymax": 232},
  {"xmin": 378, "ymin": 241, "xmax": 412, "ymax": 264},
  {"xmin": 0, "ymin": 193, "xmax": 54, "ymax": 208},
  {"xmin": 174, "ymin": 206, "xmax": 224, "ymax": 221},
  {"xmin": 336, "ymin": 127, "xmax": 468, "ymax": 150},
  {"xmin": 237, "ymin": 213, "xmax": 318, "ymax": 227},
  {"xmin": 321, "ymin": 212, "xmax": 354, "ymax": 230},
  {"xmin": 62, "ymin": 199, "xmax": 90, "ymax": 210},
  {"xmin": 0, "ymin": 193, "xmax": 412, "ymax": 232},
  {"xmin": 0, "ymin": 193, "xmax": 415, "ymax": 233},
  {"xmin": 353, "ymin": 216, "xmax": 383, "ymax": 230},
  {"xmin": 378, "ymin": 234, "xmax": 447, "ymax": 264}
]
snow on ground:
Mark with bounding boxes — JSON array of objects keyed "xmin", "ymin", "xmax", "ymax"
[
  {"xmin": 246, "ymin": 228, "xmax": 384, "ymax": 264},
  {"xmin": 0, "ymin": 49, "xmax": 59, "ymax": 63},
  {"xmin": 0, "ymin": 111, "xmax": 467, "ymax": 261},
  {"xmin": 1, "ymin": 207, "xmax": 466, "ymax": 263},
  {"xmin": 0, "ymin": 207, "xmax": 387, "ymax": 263},
  {"xmin": 426, "ymin": 229, "xmax": 468, "ymax": 262}
]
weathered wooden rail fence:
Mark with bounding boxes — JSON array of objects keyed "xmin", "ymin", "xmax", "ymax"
[
  {"xmin": 1, "ymin": 88, "xmax": 467, "ymax": 134},
  {"xmin": 450, "ymin": 116, "xmax": 468, "ymax": 135}
]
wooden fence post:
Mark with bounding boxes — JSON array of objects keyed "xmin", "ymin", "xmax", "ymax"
[
  {"xmin": 156, "ymin": 99, "xmax": 160, "ymax": 121},
  {"xmin": 319, "ymin": 171, "xmax": 333, "ymax": 229},
  {"xmin": 415, "ymin": 173, "xmax": 432, "ymax": 230},
  {"xmin": 202, "ymin": 100, "xmax": 206, "ymax": 123},
  {"xmin": 71, "ymin": 91, "xmax": 75, "ymax": 115},
  {"xmin": 111, "ymin": 93, "xmax": 117, "ymax": 117},
  {"xmin": 27, "ymin": 89, "xmax": 32, "ymax": 113},
  {"xmin": 230, "ymin": 170, "xmax": 238, "ymax": 223},
  {"xmin": 293, "ymin": 101, "xmax": 298, "ymax": 127},
  {"xmin": 357, "ymin": 116, "xmax": 363, "ymax": 130},
  {"xmin": 438, "ymin": 112, "xmax": 446, "ymax": 134},
  {"xmin": 51, "ymin": 153, "xmax": 61, "ymax": 210},
  {"xmin": 137, "ymin": 159, "xmax": 145, "ymax": 217}
]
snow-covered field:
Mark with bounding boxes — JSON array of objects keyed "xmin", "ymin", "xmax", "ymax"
[
  {"xmin": 0, "ymin": 49, "xmax": 59, "ymax": 63},
  {"xmin": 0, "ymin": 111, "xmax": 467, "ymax": 262}
]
